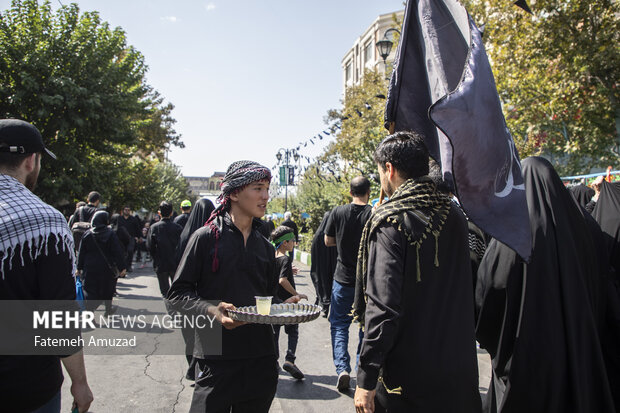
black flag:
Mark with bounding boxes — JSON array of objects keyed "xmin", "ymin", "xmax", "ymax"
[{"xmin": 385, "ymin": 0, "xmax": 531, "ymax": 260}]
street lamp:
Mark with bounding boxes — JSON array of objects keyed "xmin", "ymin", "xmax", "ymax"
[
  {"xmin": 376, "ymin": 28, "xmax": 401, "ymax": 78},
  {"xmin": 275, "ymin": 148, "xmax": 300, "ymax": 212}
]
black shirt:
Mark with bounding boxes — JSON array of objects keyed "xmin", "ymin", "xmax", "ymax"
[
  {"xmin": 68, "ymin": 204, "xmax": 100, "ymax": 227},
  {"xmin": 168, "ymin": 213, "xmax": 277, "ymax": 360},
  {"xmin": 325, "ymin": 203, "xmax": 372, "ymax": 286},
  {"xmin": 174, "ymin": 212, "xmax": 190, "ymax": 229},
  {"xmin": 358, "ymin": 206, "xmax": 481, "ymax": 411},
  {"xmin": 0, "ymin": 235, "xmax": 81, "ymax": 413},
  {"xmin": 149, "ymin": 218, "xmax": 183, "ymax": 273},
  {"xmin": 117, "ymin": 214, "xmax": 141, "ymax": 238},
  {"xmin": 276, "ymin": 255, "xmax": 295, "ymax": 301}
]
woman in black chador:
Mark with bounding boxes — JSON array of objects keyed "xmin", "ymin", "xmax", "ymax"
[
  {"xmin": 175, "ymin": 197, "xmax": 215, "ymax": 263},
  {"xmin": 310, "ymin": 211, "xmax": 337, "ymax": 316},
  {"xmin": 77, "ymin": 210, "xmax": 126, "ymax": 316},
  {"xmin": 173, "ymin": 197, "xmax": 215, "ymax": 381},
  {"xmin": 592, "ymin": 179, "xmax": 620, "ymax": 410},
  {"xmin": 475, "ymin": 157, "xmax": 615, "ymax": 412}
]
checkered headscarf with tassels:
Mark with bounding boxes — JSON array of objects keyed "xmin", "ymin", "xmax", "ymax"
[
  {"xmin": 0, "ymin": 174, "xmax": 76, "ymax": 279},
  {"xmin": 352, "ymin": 177, "xmax": 451, "ymax": 327},
  {"xmin": 204, "ymin": 161, "xmax": 271, "ymax": 272}
]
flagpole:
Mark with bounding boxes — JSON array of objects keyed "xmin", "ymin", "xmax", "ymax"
[{"xmin": 376, "ymin": 123, "xmax": 396, "ymax": 206}]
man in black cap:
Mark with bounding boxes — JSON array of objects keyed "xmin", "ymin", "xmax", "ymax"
[
  {"xmin": 0, "ymin": 119, "xmax": 93, "ymax": 412},
  {"xmin": 168, "ymin": 160, "xmax": 303, "ymax": 413}
]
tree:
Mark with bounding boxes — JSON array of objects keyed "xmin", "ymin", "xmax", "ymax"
[
  {"xmin": 295, "ymin": 165, "xmax": 350, "ymax": 232},
  {"xmin": 462, "ymin": 0, "xmax": 619, "ymax": 174},
  {"xmin": 0, "ymin": 0, "xmax": 184, "ymax": 210},
  {"xmin": 325, "ymin": 70, "xmax": 390, "ymax": 177}
]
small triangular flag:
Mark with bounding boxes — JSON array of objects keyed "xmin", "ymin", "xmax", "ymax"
[{"xmin": 514, "ymin": 0, "xmax": 533, "ymax": 14}]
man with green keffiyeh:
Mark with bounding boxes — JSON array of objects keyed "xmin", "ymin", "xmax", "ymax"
[{"xmin": 353, "ymin": 132, "xmax": 481, "ymax": 413}]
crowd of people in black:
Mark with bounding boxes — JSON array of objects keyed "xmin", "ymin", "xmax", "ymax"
[{"xmin": 1, "ymin": 119, "xmax": 619, "ymax": 413}]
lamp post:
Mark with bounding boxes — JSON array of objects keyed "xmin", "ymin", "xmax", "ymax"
[
  {"xmin": 275, "ymin": 148, "xmax": 300, "ymax": 212},
  {"xmin": 376, "ymin": 28, "xmax": 401, "ymax": 78}
]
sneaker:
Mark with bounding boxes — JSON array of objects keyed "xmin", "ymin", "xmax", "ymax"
[
  {"xmin": 283, "ymin": 361, "xmax": 304, "ymax": 380},
  {"xmin": 336, "ymin": 371, "xmax": 350, "ymax": 392}
]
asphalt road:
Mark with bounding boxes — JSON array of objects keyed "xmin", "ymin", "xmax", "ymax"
[{"xmin": 61, "ymin": 259, "xmax": 491, "ymax": 412}]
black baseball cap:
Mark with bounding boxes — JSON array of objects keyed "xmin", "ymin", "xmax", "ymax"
[{"xmin": 0, "ymin": 119, "xmax": 57, "ymax": 159}]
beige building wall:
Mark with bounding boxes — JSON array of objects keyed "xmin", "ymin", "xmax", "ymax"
[
  {"xmin": 185, "ymin": 172, "xmax": 225, "ymax": 197},
  {"xmin": 341, "ymin": 10, "xmax": 404, "ymax": 92}
]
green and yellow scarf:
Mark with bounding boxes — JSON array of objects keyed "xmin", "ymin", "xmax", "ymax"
[{"xmin": 352, "ymin": 177, "xmax": 452, "ymax": 325}]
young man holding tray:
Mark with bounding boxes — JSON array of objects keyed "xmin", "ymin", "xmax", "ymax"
[{"xmin": 168, "ymin": 160, "xmax": 301, "ymax": 413}]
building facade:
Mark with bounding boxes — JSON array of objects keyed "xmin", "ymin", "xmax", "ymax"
[
  {"xmin": 185, "ymin": 172, "xmax": 225, "ymax": 197},
  {"xmin": 341, "ymin": 10, "xmax": 404, "ymax": 91}
]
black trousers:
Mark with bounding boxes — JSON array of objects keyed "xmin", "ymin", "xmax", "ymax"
[
  {"xmin": 190, "ymin": 356, "xmax": 278, "ymax": 413},
  {"xmin": 273, "ymin": 324, "xmax": 298, "ymax": 363},
  {"xmin": 125, "ymin": 237, "xmax": 135, "ymax": 269},
  {"xmin": 156, "ymin": 270, "xmax": 174, "ymax": 297}
]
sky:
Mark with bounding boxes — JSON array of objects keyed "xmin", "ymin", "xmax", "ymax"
[{"xmin": 0, "ymin": 0, "xmax": 405, "ymax": 177}]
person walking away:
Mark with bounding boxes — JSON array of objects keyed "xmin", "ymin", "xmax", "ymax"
[
  {"xmin": 353, "ymin": 132, "xmax": 481, "ymax": 412},
  {"xmin": 0, "ymin": 119, "xmax": 93, "ymax": 412},
  {"xmin": 271, "ymin": 225, "xmax": 307, "ymax": 380},
  {"xmin": 69, "ymin": 191, "xmax": 103, "ymax": 251},
  {"xmin": 174, "ymin": 199, "xmax": 192, "ymax": 229},
  {"xmin": 476, "ymin": 157, "xmax": 615, "ymax": 413},
  {"xmin": 324, "ymin": 176, "xmax": 372, "ymax": 392},
  {"xmin": 148, "ymin": 201, "xmax": 182, "ymax": 297},
  {"xmin": 310, "ymin": 211, "xmax": 337, "ymax": 317},
  {"xmin": 77, "ymin": 211, "xmax": 127, "ymax": 316}
]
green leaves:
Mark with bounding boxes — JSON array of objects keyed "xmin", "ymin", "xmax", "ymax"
[
  {"xmin": 464, "ymin": 0, "xmax": 619, "ymax": 174},
  {"xmin": 0, "ymin": 0, "xmax": 185, "ymax": 213}
]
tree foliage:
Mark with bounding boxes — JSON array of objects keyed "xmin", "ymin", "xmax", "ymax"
[
  {"xmin": 463, "ymin": 0, "xmax": 619, "ymax": 173},
  {"xmin": 325, "ymin": 70, "xmax": 390, "ymax": 176},
  {"xmin": 0, "ymin": 0, "xmax": 186, "ymax": 212}
]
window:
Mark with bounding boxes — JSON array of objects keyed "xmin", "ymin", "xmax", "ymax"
[
  {"xmin": 345, "ymin": 61, "xmax": 352, "ymax": 82},
  {"xmin": 364, "ymin": 42, "xmax": 373, "ymax": 65}
]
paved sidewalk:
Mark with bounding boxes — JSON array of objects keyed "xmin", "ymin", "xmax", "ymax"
[{"xmin": 61, "ymin": 259, "xmax": 491, "ymax": 412}]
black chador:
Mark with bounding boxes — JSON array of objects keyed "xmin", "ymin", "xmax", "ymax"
[
  {"xmin": 310, "ymin": 211, "xmax": 337, "ymax": 310},
  {"xmin": 476, "ymin": 157, "xmax": 615, "ymax": 413},
  {"xmin": 592, "ymin": 180, "xmax": 620, "ymax": 410}
]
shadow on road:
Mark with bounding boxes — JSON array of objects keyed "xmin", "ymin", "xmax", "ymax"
[
  {"xmin": 116, "ymin": 283, "xmax": 148, "ymax": 289},
  {"xmin": 275, "ymin": 374, "xmax": 354, "ymax": 400}
]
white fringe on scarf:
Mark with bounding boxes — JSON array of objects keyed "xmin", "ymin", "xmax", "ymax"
[{"xmin": 0, "ymin": 174, "xmax": 76, "ymax": 279}]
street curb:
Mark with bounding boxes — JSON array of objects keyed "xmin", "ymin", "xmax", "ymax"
[{"xmin": 294, "ymin": 250, "xmax": 311, "ymax": 266}]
